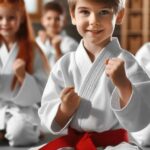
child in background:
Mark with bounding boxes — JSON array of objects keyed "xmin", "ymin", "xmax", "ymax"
[
  {"xmin": 36, "ymin": 1, "xmax": 78, "ymax": 67},
  {"xmin": 39, "ymin": 0, "xmax": 150, "ymax": 149},
  {"xmin": 0, "ymin": 0, "xmax": 49, "ymax": 147},
  {"xmin": 129, "ymin": 43, "xmax": 150, "ymax": 147},
  {"xmin": 136, "ymin": 43, "xmax": 150, "ymax": 76}
]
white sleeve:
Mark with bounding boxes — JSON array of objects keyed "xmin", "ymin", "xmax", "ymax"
[
  {"xmin": 111, "ymin": 51, "xmax": 150, "ymax": 132},
  {"xmin": 12, "ymin": 74, "xmax": 42, "ymax": 106},
  {"xmin": 135, "ymin": 43, "xmax": 150, "ymax": 77},
  {"xmin": 111, "ymin": 84, "xmax": 150, "ymax": 132},
  {"xmin": 38, "ymin": 58, "xmax": 73, "ymax": 135},
  {"xmin": 13, "ymin": 50, "xmax": 48, "ymax": 106}
]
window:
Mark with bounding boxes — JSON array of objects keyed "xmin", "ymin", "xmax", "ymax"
[{"xmin": 24, "ymin": 0, "xmax": 42, "ymax": 20}]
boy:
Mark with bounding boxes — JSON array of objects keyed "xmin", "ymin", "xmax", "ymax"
[
  {"xmin": 39, "ymin": 0, "xmax": 150, "ymax": 149},
  {"xmin": 36, "ymin": 1, "xmax": 78, "ymax": 67}
]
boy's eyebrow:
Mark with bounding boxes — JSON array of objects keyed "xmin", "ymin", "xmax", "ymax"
[
  {"xmin": 77, "ymin": 7, "xmax": 89, "ymax": 10},
  {"xmin": 77, "ymin": 6, "xmax": 112, "ymax": 10}
]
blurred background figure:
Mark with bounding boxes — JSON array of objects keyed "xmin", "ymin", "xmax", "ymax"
[
  {"xmin": 136, "ymin": 43, "xmax": 150, "ymax": 76},
  {"xmin": 36, "ymin": 1, "xmax": 78, "ymax": 67},
  {"xmin": 129, "ymin": 43, "xmax": 150, "ymax": 148},
  {"xmin": 0, "ymin": 0, "xmax": 49, "ymax": 147}
]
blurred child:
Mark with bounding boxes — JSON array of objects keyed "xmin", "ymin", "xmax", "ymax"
[
  {"xmin": 136, "ymin": 43, "xmax": 150, "ymax": 76},
  {"xmin": 0, "ymin": 0, "xmax": 49, "ymax": 147},
  {"xmin": 39, "ymin": 0, "xmax": 150, "ymax": 149},
  {"xmin": 130, "ymin": 43, "xmax": 150, "ymax": 147},
  {"xmin": 36, "ymin": 1, "xmax": 78, "ymax": 67}
]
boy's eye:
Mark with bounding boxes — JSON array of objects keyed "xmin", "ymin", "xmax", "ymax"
[
  {"xmin": 55, "ymin": 17, "xmax": 60, "ymax": 21},
  {"xmin": 79, "ymin": 10, "xmax": 90, "ymax": 16},
  {"xmin": 47, "ymin": 16, "xmax": 60, "ymax": 21},
  {"xmin": 99, "ymin": 9, "xmax": 112, "ymax": 16}
]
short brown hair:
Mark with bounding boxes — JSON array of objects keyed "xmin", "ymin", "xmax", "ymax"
[
  {"xmin": 68, "ymin": 0, "xmax": 126, "ymax": 13},
  {"xmin": 42, "ymin": 1, "xmax": 65, "ymax": 15}
]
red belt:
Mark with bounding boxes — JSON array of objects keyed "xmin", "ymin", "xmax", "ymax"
[{"xmin": 40, "ymin": 128, "xmax": 128, "ymax": 150}]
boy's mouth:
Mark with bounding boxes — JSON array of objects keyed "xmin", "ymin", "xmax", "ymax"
[{"xmin": 87, "ymin": 29, "xmax": 104, "ymax": 34}]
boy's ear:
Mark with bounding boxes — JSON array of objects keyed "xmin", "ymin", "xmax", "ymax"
[
  {"xmin": 116, "ymin": 8, "xmax": 125, "ymax": 25},
  {"xmin": 69, "ymin": 9, "xmax": 76, "ymax": 25}
]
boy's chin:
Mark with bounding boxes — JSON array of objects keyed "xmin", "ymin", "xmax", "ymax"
[{"xmin": 47, "ymin": 29, "xmax": 61, "ymax": 34}]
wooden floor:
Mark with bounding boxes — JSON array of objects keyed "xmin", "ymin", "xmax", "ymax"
[
  {"xmin": 0, "ymin": 133, "xmax": 58, "ymax": 150},
  {"xmin": 0, "ymin": 140, "xmax": 44, "ymax": 150},
  {"xmin": 1, "ymin": 136, "xmax": 150, "ymax": 150},
  {"xmin": 0, "ymin": 141, "xmax": 32, "ymax": 150}
]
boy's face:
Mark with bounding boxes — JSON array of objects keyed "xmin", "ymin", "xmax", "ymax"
[
  {"xmin": 70, "ymin": 0, "xmax": 124, "ymax": 47},
  {"xmin": 41, "ymin": 10, "xmax": 65, "ymax": 37}
]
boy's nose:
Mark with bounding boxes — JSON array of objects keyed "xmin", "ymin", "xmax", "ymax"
[
  {"xmin": 89, "ymin": 14, "xmax": 100, "ymax": 26},
  {"xmin": 49, "ymin": 19, "xmax": 57, "ymax": 26}
]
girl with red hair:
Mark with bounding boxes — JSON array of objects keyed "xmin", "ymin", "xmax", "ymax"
[{"xmin": 0, "ymin": 0, "xmax": 49, "ymax": 146}]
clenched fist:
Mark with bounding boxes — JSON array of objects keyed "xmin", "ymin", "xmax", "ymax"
[
  {"xmin": 60, "ymin": 87, "xmax": 80, "ymax": 117},
  {"xmin": 13, "ymin": 59, "xmax": 26, "ymax": 84},
  {"xmin": 105, "ymin": 58, "xmax": 128, "ymax": 89},
  {"xmin": 105, "ymin": 58, "xmax": 132, "ymax": 107}
]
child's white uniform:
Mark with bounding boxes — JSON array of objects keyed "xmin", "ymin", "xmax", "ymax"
[
  {"xmin": 0, "ymin": 42, "xmax": 48, "ymax": 146},
  {"xmin": 36, "ymin": 32, "xmax": 78, "ymax": 67},
  {"xmin": 39, "ymin": 38, "xmax": 150, "ymax": 149},
  {"xmin": 130, "ymin": 43, "xmax": 150, "ymax": 148},
  {"xmin": 136, "ymin": 43, "xmax": 150, "ymax": 76}
]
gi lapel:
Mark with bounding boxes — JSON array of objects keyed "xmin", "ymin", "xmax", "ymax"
[
  {"xmin": 0, "ymin": 43, "xmax": 9, "ymax": 68},
  {"xmin": 76, "ymin": 38, "xmax": 122, "ymax": 99},
  {"xmin": 0, "ymin": 42, "xmax": 18, "ymax": 74}
]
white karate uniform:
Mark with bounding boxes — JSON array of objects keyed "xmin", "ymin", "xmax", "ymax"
[
  {"xmin": 0, "ymin": 42, "xmax": 48, "ymax": 146},
  {"xmin": 130, "ymin": 43, "xmax": 150, "ymax": 148},
  {"xmin": 136, "ymin": 43, "xmax": 150, "ymax": 77},
  {"xmin": 39, "ymin": 38, "xmax": 150, "ymax": 150},
  {"xmin": 36, "ymin": 31, "xmax": 78, "ymax": 67}
]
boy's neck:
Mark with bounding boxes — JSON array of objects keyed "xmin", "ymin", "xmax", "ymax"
[
  {"xmin": 47, "ymin": 31, "xmax": 60, "ymax": 39},
  {"xmin": 83, "ymin": 39, "xmax": 111, "ymax": 62}
]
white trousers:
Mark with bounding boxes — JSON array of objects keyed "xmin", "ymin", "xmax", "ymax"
[
  {"xmin": 131, "ymin": 124, "xmax": 150, "ymax": 147},
  {"xmin": 103, "ymin": 142, "xmax": 139, "ymax": 150},
  {"xmin": 5, "ymin": 114, "xmax": 40, "ymax": 146}
]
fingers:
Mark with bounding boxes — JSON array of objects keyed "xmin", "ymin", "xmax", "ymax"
[
  {"xmin": 60, "ymin": 86, "xmax": 80, "ymax": 102},
  {"xmin": 63, "ymin": 90, "xmax": 77, "ymax": 103},
  {"xmin": 104, "ymin": 58, "xmax": 109, "ymax": 65},
  {"xmin": 61, "ymin": 86, "xmax": 74, "ymax": 95},
  {"xmin": 14, "ymin": 59, "xmax": 25, "ymax": 64},
  {"xmin": 60, "ymin": 87, "xmax": 74, "ymax": 99},
  {"xmin": 13, "ymin": 59, "xmax": 25, "ymax": 68},
  {"xmin": 105, "ymin": 58, "xmax": 112, "ymax": 77},
  {"xmin": 105, "ymin": 58, "xmax": 125, "ymax": 78},
  {"xmin": 105, "ymin": 58, "xmax": 124, "ymax": 65},
  {"xmin": 13, "ymin": 59, "xmax": 26, "ymax": 82}
]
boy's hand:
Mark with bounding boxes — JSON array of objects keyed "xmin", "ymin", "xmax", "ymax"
[
  {"xmin": 55, "ymin": 87, "xmax": 80, "ymax": 127},
  {"xmin": 105, "ymin": 58, "xmax": 132, "ymax": 107},
  {"xmin": 60, "ymin": 87, "xmax": 80, "ymax": 117},
  {"xmin": 51, "ymin": 35, "xmax": 62, "ymax": 48},
  {"xmin": 105, "ymin": 58, "xmax": 128, "ymax": 88},
  {"xmin": 13, "ymin": 59, "xmax": 26, "ymax": 84}
]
